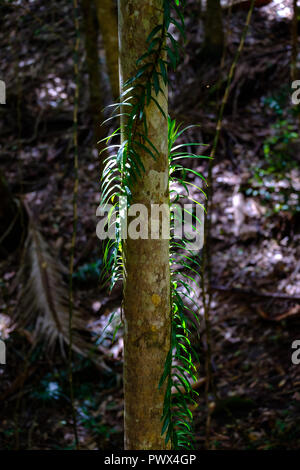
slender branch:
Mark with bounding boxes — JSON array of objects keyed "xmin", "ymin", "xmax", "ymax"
[
  {"xmin": 211, "ymin": 284, "xmax": 300, "ymax": 302},
  {"xmin": 68, "ymin": 0, "xmax": 80, "ymax": 450}
]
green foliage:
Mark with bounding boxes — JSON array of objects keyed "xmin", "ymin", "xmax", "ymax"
[
  {"xmin": 246, "ymin": 93, "xmax": 300, "ymax": 217},
  {"xmin": 99, "ymin": 0, "xmax": 188, "ymax": 292},
  {"xmin": 99, "ymin": 0, "xmax": 206, "ymax": 449},
  {"xmin": 262, "ymin": 120, "xmax": 298, "ymax": 174},
  {"xmin": 30, "ymin": 359, "xmax": 118, "ymax": 439},
  {"xmin": 73, "ymin": 259, "xmax": 103, "ymax": 282},
  {"xmin": 262, "ymin": 85, "xmax": 290, "ymax": 117},
  {"xmin": 158, "ymin": 118, "xmax": 206, "ymax": 449},
  {"xmin": 31, "ymin": 377, "xmax": 63, "ymax": 402},
  {"xmin": 77, "ymin": 402, "xmax": 111, "ymax": 438},
  {"xmin": 261, "ymin": 88, "xmax": 299, "ymax": 175},
  {"xmin": 248, "ymin": 119, "xmax": 300, "ymax": 216}
]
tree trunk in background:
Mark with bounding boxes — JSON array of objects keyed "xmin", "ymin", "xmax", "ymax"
[
  {"xmin": 291, "ymin": 0, "xmax": 298, "ymax": 82},
  {"xmin": 81, "ymin": 0, "xmax": 107, "ymax": 160},
  {"xmin": 203, "ymin": 0, "xmax": 224, "ymax": 60},
  {"xmin": 0, "ymin": 170, "xmax": 26, "ymax": 258},
  {"xmin": 119, "ymin": 0, "xmax": 171, "ymax": 450},
  {"xmin": 291, "ymin": 0, "xmax": 300, "ymax": 133},
  {"xmin": 95, "ymin": 0, "xmax": 119, "ymax": 101}
]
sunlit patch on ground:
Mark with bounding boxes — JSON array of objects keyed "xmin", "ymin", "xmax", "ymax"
[
  {"xmin": 218, "ymin": 0, "xmax": 293, "ymax": 20},
  {"xmin": 0, "ymin": 314, "xmax": 12, "ymax": 340},
  {"xmin": 36, "ymin": 75, "xmax": 68, "ymax": 108},
  {"xmin": 263, "ymin": 0, "xmax": 293, "ymax": 20}
]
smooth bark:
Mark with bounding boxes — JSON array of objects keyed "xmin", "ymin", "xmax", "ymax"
[
  {"xmin": 95, "ymin": 0, "xmax": 119, "ymax": 101},
  {"xmin": 291, "ymin": 0, "xmax": 298, "ymax": 82},
  {"xmin": 203, "ymin": 0, "xmax": 224, "ymax": 60},
  {"xmin": 81, "ymin": 0, "xmax": 107, "ymax": 157},
  {"xmin": 119, "ymin": 0, "xmax": 171, "ymax": 450}
]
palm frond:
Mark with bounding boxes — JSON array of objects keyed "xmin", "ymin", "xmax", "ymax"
[{"xmin": 17, "ymin": 223, "xmax": 94, "ymax": 358}]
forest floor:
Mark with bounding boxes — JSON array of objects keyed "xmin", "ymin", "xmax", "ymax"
[{"xmin": 0, "ymin": 0, "xmax": 299, "ymax": 450}]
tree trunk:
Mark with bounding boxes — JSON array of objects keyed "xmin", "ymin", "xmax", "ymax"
[
  {"xmin": 81, "ymin": 0, "xmax": 107, "ymax": 159},
  {"xmin": 291, "ymin": 0, "xmax": 298, "ymax": 82},
  {"xmin": 0, "ymin": 170, "xmax": 26, "ymax": 258},
  {"xmin": 203, "ymin": 0, "xmax": 224, "ymax": 61},
  {"xmin": 95, "ymin": 0, "xmax": 119, "ymax": 101},
  {"xmin": 119, "ymin": 0, "xmax": 171, "ymax": 450}
]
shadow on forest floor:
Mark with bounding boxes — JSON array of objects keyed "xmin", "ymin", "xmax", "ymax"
[{"xmin": 0, "ymin": 0, "xmax": 299, "ymax": 449}]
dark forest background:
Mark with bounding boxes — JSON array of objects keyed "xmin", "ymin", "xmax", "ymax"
[{"xmin": 0, "ymin": 0, "xmax": 299, "ymax": 450}]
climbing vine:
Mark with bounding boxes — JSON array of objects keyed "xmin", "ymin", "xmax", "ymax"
[{"xmin": 100, "ymin": 0, "xmax": 207, "ymax": 449}]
